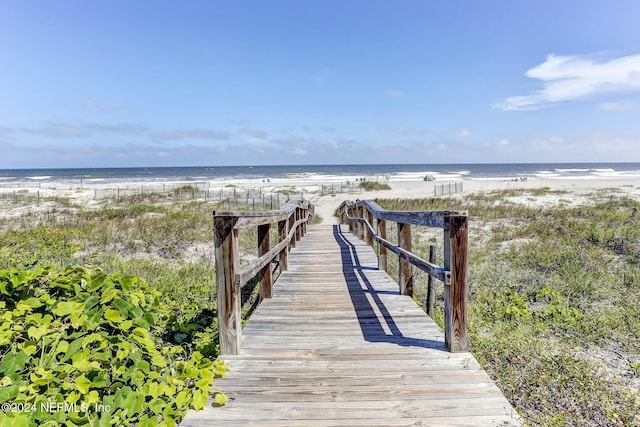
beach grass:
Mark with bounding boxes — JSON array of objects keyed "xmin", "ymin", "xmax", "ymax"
[
  {"xmin": 378, "ymin": 189, "xmax": 640, "ymax": 426},
  {"xmin": 2, "ymin": 186, "xmax": 640, "ymax": 425}
]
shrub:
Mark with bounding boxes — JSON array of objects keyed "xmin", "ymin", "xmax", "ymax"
[
  {"xmin": 359, "ymin": 181, "xmax": 391, "ymax": 191},
  {"xmin": 0, "ymin": 266, "xmax": 226, "ymax": 426}
]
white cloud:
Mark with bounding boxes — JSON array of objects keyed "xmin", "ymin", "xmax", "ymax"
[
  {"xmin": 20, "ymin": 123, "xmax": 147, "ymax": 138},
  {"xmin": 151, "ymin": 129, "xmax": 230, "ymax": 141},
  {"xmin": 378, "ymin": 125, "xmax": 429, "ymax": 136},
  {"xmin": 497, "ymin": 53, "xmax": 640, "ymax": 111},
  {"xmin": 22, "ymin": 124, "xmax": 91, "ymax": 138},
  {"xmin": 239, "ymin": 127, "xmax": 268, "ymax": 140},
  {"xmin": 293, "ymin": 148, "xmax": 307, "ymax": 156},
  {"xmin": 456, "ymin": 129, "xmax": 471, "ymax": 137}
]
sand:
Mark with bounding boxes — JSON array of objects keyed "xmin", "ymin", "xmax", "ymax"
[
  {"xmin": 307, "ymin": 178, "xmax": 640, "ymax": 224},
  {"xmin": 3, "ymin": 177, "xmax": 640, "ymax": 223}
]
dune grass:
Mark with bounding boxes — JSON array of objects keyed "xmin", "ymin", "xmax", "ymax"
[{"xmin": 377, "ymin": 189, "xmax": 640, "ymax": 426}]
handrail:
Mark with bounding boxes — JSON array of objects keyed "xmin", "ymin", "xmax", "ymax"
[
  {"xmin": 338, "ymin": 199, "xmax": 469, "ymax": 352},
  {"xmin": 214, "ymin": 200, "xmax": 313, "ymax": 355}
]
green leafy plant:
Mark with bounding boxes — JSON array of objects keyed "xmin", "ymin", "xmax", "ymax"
[{"xmin": 0, "ymin": 266, "xmax": 226, "ymax": 426}]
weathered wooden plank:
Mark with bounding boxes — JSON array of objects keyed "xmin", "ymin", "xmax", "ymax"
[
  {"xmin": 446, "ymin": 214, "xmax": 470, "ymax": 352},
  {"xmin": 182, "ymin": 224, "xmax": 519, "ymax": 426},
  {"xmin": 278, "ymin": 219, "xmax": 288, "ymax": 271},
  {"xmin": 181, "ymin": 415, "xmax": 519, "ymax": 427},
  {"xmin": 398, "ymin": 222, "xmax": 413, "ymax": 296},
  {"xmin": 214, "ymin": 216, "xmax": 241, "ymax": 355},
  {"xmin": 377, "ymin": 218, "xmax": 387, "ymax": 271},
  {"xmin": 427, "ymin": 244, "xmax": 437, "ymax": 316},
  {"xmin": 257, "ymin": 223, "xmax": 272, "ymax": 299}
]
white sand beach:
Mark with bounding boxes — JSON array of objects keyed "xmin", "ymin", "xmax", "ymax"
[
  {"xmin": 307, "ymin": 177, "xmax": 640, "ymax": 224},
  {"xmin": 3, "ymin": 176, "xmax": 640, "ymax": 223}
]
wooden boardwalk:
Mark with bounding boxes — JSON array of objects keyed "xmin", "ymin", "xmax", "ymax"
[{"xmin": 181, "ymin": 224, "xmax": 521, "ymax": 426}]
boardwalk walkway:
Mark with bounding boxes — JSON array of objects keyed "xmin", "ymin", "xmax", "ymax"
[{"xmin": 181, "ymin": 224, "xmax": 521, "ymax": 426}]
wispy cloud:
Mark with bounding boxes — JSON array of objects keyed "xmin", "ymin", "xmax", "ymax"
[
  {"xmin": 22, "ymin": 124, "xmax": 92, "ymax": 138},
  {"xmin": 378, "ymin": 125, "xmax": 429, "ymax": 136},
  {"xmin": 151, "ymin": 129, "xmax": 231, "ymax": 142},
  {"xmin": 455, "ymin": 129, "xmax": 471, "ymax": 137},
  {"xmin": 497, "ymin": 53, "xmax": 640, "ymax": 111},
  {"xmin": 239, "ymin": 127, "xmax": 268, "ymax": 140},
  {"xmin": 21, "ymin": 123, "xmax": 147, "ymax": 138}
]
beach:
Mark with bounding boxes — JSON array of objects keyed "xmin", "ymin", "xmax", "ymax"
[
  {"xmin": 1, "ymin": 167, "xmax": 639, "ymax": 425},
  {"xmin": 3, "ymin": 171, "xmax": 640, "ymax": 223}
]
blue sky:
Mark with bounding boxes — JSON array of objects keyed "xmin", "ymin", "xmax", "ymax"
[{"xmin": 2, "ymin": 1, "xmax": 640, "ymax": 168}]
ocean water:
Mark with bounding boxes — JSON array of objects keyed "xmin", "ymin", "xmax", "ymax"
[{"xmin": 1, "ymin": 163, "xmax": 640, "ymax": 186}]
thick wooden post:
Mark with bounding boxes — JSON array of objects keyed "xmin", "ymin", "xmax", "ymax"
[
  {"xmin": 366, "ymin": 209, "xmax": 374, "ymax": 247},
  {"xmin": 444, "ymin": 214, "xmax": 469, "ymax": 352},
  {"xmin": 377, "ymin": 218, "xmax": 387, "ymax": 272},
  {"xmin": 302, "ymin": 208, "xmax": 308, "ymax": 235},
  {"xmin": 288, "ymin": 212, "xmax": 296, "ymax": 250},
  {"xmin": 257, "ymin": 223, "xmax": 272, "ymax": 300},
  {"xmin": 349, "ymin": 207, "xmax": 355, "ymax": 233},
  {"xmin": 398, "ymin": 222, "xmax": 413, "ymax": 296},
  {"xmin": 426, "ymin": 245, "xmax": 436, "ymax": 317},
  {"xmin": 360, "ymin": 206, "xmax": 368, "ymax": 242},
  {"xmin": 278, "ymin": 219, "xmax": 288, "ymax": 271},
  {"xmin": 295, "ymin": 208, "xmax": 301, "ymax": 242},
  {"xmin": 214, "ymin": 215, "xmax": 241, "ymax": 355}
]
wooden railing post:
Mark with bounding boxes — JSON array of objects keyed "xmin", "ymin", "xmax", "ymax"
[
  {"xmin": 444, "ymin": 214, "xmax": 469, "ymax": 352},
  {"xmin": 214, "ymin": 215, "xmax": 241, "ymax": 355},
  {"xmin": 295, "ymin": 208, "xmax": 301, "ymax": 242},
  {"xmin": 360, "ymin": 206, "xmax": 368, "ymax": 242},
  {"xmin": 257, "ymin": 223, "xmax": 272, "ymax": 300},
  {"xmin": 398, "ymin": 222, "xmax": 413, "ymax": 296},
  {"xmin": 288, "ymin": 211, "xmax": 296, "ymax": 250},
  {"xmin": 426, "ymin": 245, "xmax": 436, "ymax": 317},
  {"xmin": 278, "ymin": 219, "xmax": 288, "ymax": 271},
  {"xmin": 377, "ymin": 218, "xmax": 387, "ymax": 272},
  {"xmin": 366, "ymin": 209, "xmax": 374, "ymax": 247}
]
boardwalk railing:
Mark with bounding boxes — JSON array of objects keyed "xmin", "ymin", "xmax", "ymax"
[
  {"xmin": 213, "ymin": 200, "xmax": 313, "ymax": 355},
  {"xmin": 338, "ymin": 199, "xmax": 470, "ymax": 352}
]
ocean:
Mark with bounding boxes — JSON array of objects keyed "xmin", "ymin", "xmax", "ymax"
[{"xmin": 1, "ymin": 163, "xmax": 640, "ymax": 187}]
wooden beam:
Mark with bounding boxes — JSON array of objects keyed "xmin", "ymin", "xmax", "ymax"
[
  {"xmin": 366, "ymin": 209, "xmax": 374, "ymax": 247},
  {"xmin": 360, "ymin": 200, "xmax": 459, "ymax": 229},
  {"xmin": 377, "ymin": 218, "xmax": 387, "ymax": 272},
  {"xmin": 398, "ymin": 222, "xmax": 413, "ymax": 296},
  {"xmin": 257, "ymin": 223, "xmax": 272, "ymax": 300},
  {"xmin": 426, "ymin": 245, "xmax": 436, "ymax": 317},
  {"xmin": 445, "ymin": 214, "xmax": 470, "ymax": 352},
  {"xmin": 278, "ymin": 219, "xmax": 288, "ymax": 272},
  {"xmin": 288, "ymin": 212, "xmax": 296, "ymax": 250},
  {"xmin": 214, "ymin": 216, "xmax": 241, "ymax": 355}
]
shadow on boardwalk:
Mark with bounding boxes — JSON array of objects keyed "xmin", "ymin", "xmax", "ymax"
[{"xmin": 332, "ymin": 225, "xmax": 445, "ymax": 350}]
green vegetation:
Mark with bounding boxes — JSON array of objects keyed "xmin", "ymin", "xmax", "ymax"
[
  {"xmin": 0, "ymin": 267, "xmax": 225, "ymax": 426},
  {"xmin": 0, "ymin": 196, "xmax": 249, "ymax": 425},
  {"xmin": 359, "ymin": 181, "xmax": 391, "ymax": 191},
  {"xmin": 378, "ymin": 189, "xmax": 640, "ymax": 426}
]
